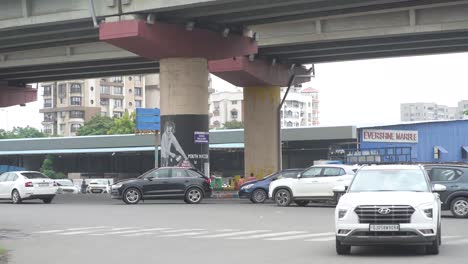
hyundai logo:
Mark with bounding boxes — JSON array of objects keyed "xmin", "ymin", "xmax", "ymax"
[{"xmin": 377, "ymin": 208, "xmax": 391, "ymax": 215}]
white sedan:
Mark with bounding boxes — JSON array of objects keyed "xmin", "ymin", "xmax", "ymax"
[
  {"xmin": 87, "ymin": 179, "xmax": 111, "ymax": 194},
  {"xmin": 0, "ymin": 171, "xmax": 57, "ymax": 204},
  {"xmin": 55, "ymin": 179, "xmax": 80, "ymax": 194}
]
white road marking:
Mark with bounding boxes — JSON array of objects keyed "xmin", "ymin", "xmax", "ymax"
[
  {"xmin": 91, "ymin": 228, "xmax": 170, "ymax": 236},
  {"xmin": 266, "ymin": 232, "xmax": 335, "ymax": 241},
  {"xmin": 445, "ymin": 238, "xmax": 468, "ymax": 245},
  {"xmin": 66, "ymin": 226, "xmax": 108, "ymax": 231},
  {"xmin": 160, "ymin": 228, "xmax": 205, "ymax": 233},
  {"xmin": 158, "ymin": 231, "xmax": 209, "ymax": 237},
  {"xmin": 442, "ymin": 235, "xmax": 461, "ymax": 239},
  {"xmin": 34, "ymin": 230, "xmax": 65, "ymax": 234},
  {"xmin": 195, "ymin": 230, "xmax": 270, "ymax": 238},
  {"xmin": 228, "ymin": 231, "xmax": 307, "ymax": 240},
  {"xmin": 304, "ymin": 236, "xmax": 335, "ymax": 242},
  {"xmin": 59, "ymin": 231, "xmax": 101, "ymax": 235},
  {"xmin": 122, "ymin": 232, "xmax": 154, "ymax": 237}
]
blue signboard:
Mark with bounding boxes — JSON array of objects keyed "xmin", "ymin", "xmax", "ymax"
[
  {"xmin": 194, "ymin": 131, "xmax": 209, "ymax": 144},
  {"xmin": 136, "ymin": 108, "xmax": 160, "ymax": 131}
]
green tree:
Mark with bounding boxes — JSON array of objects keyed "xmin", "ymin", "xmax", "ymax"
[
  {"xmin": 76, "ymin": 115, "xmax": 113, "ymax": 136},
  {"xmin": 40, "ymin": 155, "xmax": 66, "ymax": 179},
  {"xmin": 107, "ymin": 111, "xmax": 136, "ymax": 135},
  {"xmin": 222, "ymin": 120, "xmax": 244, "ymax": 129},
  {"xmin": 0, "ymin": 126, "xmax": 46, "ymax": 139},
  {"xmin": 464, "ymin": 109, "xmax": 468, "ymax": 116}
]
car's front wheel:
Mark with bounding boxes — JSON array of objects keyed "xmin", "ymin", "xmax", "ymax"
[
  {"xmin": 274, "ymin": 189, "xmax": 292, "ymax": 207},
  {"xmin": 294, "ymin": 200, "xmax": 310, "ymax": 207},
  {"xmin": 450, "ymin": 197, "xmax": 468, "ymax": 218},
  {"xmin": 185, "ymin": 187, "xmax": 203, "ymax": 204},
  {"xmin": 123, "ymin": 188, "xmax": 141, "ymax": 204},
  {"xmin": 251, "ymin": 189, "xmax": 267, "ymax": 203},
  {"xmin": 12, "ymin": 190, "xmax": 22, "ymax": 204},
  {"xmin": 42, "ymin": 197, "xmax": 53, "ymax": 204},
  {"xmin": 425, "ymin": 238, "xmax": 440, "ymax": 255},
  {"xmin": 336, "ymin": 238, "xmax": 351, "ymax": 255}
]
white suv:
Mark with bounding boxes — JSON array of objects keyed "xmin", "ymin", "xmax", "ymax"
[
  {"xmin": 334, "ymin": 165, "xmax": 445, "ymax": 255},
  {"xmin": 0, "ymin": 171, "xmax": 57, "ymax": 204},
  {"xmin": 269, "ymin": 165, "xmax": 357, "ymax": 207}
]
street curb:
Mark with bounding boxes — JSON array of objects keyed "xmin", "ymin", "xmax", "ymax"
[{"xmin": 210, "ymin": 192, "xmax": 239, "ymax": 199}]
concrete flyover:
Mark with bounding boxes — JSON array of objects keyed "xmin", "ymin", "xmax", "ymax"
[{"xmin": 1, "ymin": 0, "xmax": 468, "ymax": 83}]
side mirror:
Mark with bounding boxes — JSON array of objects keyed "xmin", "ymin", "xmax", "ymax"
[
  {"xmin": 297, "ymin": 173, "xmax": 302, "ymax": 179},
  {"xmin": 146, "ymin": 176, "xmax": 154, "ymax": 181},
  {"xmin": 432, "ymin": 184, "xmax": 446, "ymax": 193},
  {"xmin": 333, "ymin": 185, "xmax": 347, "ymax": 193}
]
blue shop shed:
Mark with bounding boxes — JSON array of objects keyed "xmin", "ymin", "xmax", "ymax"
[{"xmin": 351, "ymin": 120, "xmax": 468, "ymax": 164}]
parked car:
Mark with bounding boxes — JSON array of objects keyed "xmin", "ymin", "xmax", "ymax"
[
  {"xmin": 334, "ymin": 165, "xmax": 445, "ymax": 255},
  {"xmin": 0, "ymin": 171, "xmax": 57, "ymax": 204},
  {"xmin": 269, "ymin": 165, "xmax": 357, "ymax": 207},
  {"xmin": 239, "ymin": 169, "xmax": 303, "ymax": 203},
  {"xmin": 111, "ymin": 167, "xmax": 212, "ymax": 204},
  {"xmin": 424, "ymin": 164, "xmax": 468, "ymax": 218},
  {"xmin": 87, "ymin": 179, "xmax": 111, "ymax": 194},
  {"xmin": 54, "ymin": 179, "xmax": 80, "ymax": 194}
]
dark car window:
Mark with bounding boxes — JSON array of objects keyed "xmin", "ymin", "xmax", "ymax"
[
  {"xmin": 281, "ymin": 171, "xmax": 300, "ymax": 179},
  {"xmin": 301, "ymin": 167, "xmax": 322, "ymax": 178},
  {"xmin": 322, "ymin": 168, "xmax": 345, "ymax": 177},
  {"xmin": 172, "ymin": 169, "xmax": 188, "ymax": 178},
  {"xmin": 430, "ymin": 168, "xmax": 463, "ymax": 182},
  {"xmin": 152, "ymin": 169, "xmax": 171, "ymax": 179},
  {"xmin": 187, "ymin": 170, "xmax": 202, "ymax": 178},
  {"xmin": 21, "ymin": 172, "xmax": 48, "ymax": 179}
]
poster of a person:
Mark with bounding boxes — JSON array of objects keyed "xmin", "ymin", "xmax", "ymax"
[{"xmin": 161, "ymin": 121, "xmax": 189, "ymax": 167}]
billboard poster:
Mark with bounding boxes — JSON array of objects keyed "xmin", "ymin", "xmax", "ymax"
[
  {"xmin": 362, "ymin": 129, "xmax": 418, "ymax": 143},
  {"xmin": 160, "ymin": 115, "xmax": 209, "ymax": 175}
]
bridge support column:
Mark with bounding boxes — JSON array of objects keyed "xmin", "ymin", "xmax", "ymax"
[
  {"xmin": 209, "ymin": 57, "xmax": 310, "ymax": 177},
  {"xmin": 244, "ymin": 86, "xmax": 280, "ymax": 178},
  {"xmin": 159, "ymin": 58, "xmax": 210, "ymax": 174}
]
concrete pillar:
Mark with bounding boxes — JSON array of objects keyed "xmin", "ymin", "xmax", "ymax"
[
  {"xmin": 159, "ymin": 58, "xmax": 210, "ymax": 175},
  {"xmin": 244, "ymin": 86, "xmax": 281, "ymax": 179}
]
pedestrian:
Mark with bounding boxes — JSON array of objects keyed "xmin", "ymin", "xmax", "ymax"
[
  {"xmin": 81, "ymin": 179, "xmax": 87, "ymax": 194},
  {"xmin": 247, "ymin": 172, "xmax": 256, "ymax": 182}
]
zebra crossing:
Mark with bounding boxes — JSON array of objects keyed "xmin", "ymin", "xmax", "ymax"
[{"xmin": 32, "ymin": 226, "xmax": 468, "ymax": 245}]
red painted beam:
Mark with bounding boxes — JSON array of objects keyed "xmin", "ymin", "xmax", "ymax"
[
  {"xmin": 209, "ymin": 57, "xmax": 310, "ymax": 87},
  {"xmin": 100, "ymin": 20, "xmax": 257, "ymax": 60},
  {"xmin": 0, "ymin": 85, "xmax": 37, "ymax": 107}
]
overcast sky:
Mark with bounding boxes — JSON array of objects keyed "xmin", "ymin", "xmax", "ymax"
[{"xmin": 2, "ymin": 52, "xmax": 468, "ymax": 131}]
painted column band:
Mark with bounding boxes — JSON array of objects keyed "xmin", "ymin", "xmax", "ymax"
[{"xmin": 160, "ymin": 115, "xmax": 209, "ymax": 175}]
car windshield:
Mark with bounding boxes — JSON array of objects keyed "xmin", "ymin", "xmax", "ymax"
[
  {"xmin": 21, "ymin": 172, "xmax": 48, "ymax": 179},
  {"xmin": 349, "ymin": 169, "xmax": 430, "ymax": 192},
  {"xmin": 263, "ymin": 172, "xmax": 278, "ymax": 180}
]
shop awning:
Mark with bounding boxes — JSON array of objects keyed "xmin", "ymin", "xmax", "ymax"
[
  {"xmin": 434, "ymin": 146, "xmax": 448, "ymax": 153},
  {"xmin": 462, "ymin": 146, "xmax": 468, "ymax": 154}
]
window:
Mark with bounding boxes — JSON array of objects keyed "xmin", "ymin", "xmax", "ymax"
[
  {"xmin": 301, "ymin": 168, "xmax": 322, "ymax": 178},
  {"xmin": 44, "ymin": 126, "xmax": 52, "ymax": 134},
  {"xmin": 70, "ymin": 96, "xmax": 82, "ymax": 106},
  {"xmin": 114, "ymin": 99, "xmax": 123, "ymax": 108},
  {"xmin": 21, "ymin": 172, "xmax": 48, "ymax": 179},
  {"xmin": 114, "ymin": 112, "xmax": 123, "ymax": 118},
  {"xmin": 43, "ymin": 86, "xmax": 52, "ymax": 96},
  {"xmin": 187, "ymin": 170, "xmax": 202, "ymax": 178},
  {"xmin": 0, "ymin": 173, "xmax": 7, "ymax": 182},
  {"xmin": 143, "ymin": 168, "xmax": 170, "ymax": 179},
  {"xmin": 70, "ymin": 111, "xmax": 84, "ymax": 119},
  {"xmin": 172, "ymin": 169, "xmax": 188, "ymax": 178},
  {"xmin": 135, "ymin": 100, "xmax": 142, "ymax": 108},
  {"xmin": 6, "ymin": 174, "xmax": 18, "ymax": 182},
  {"xmin": 308, "ymin": 102, "xmax": 311, "ymax": 107},
  {"xmin": 213, "ymin": 121, "xmax": 220, "ymax": 128},
  {"xmin": 113, "ymin": 86, "xmax": 123, "ymax": 95},
  {"xmin": 286, "ymin": 121, "xmax": 293, "ymax": 127},
  {"xmin": 58, "ymin": 84, "xmax": 67, "ymax": 98},
  {"xmin": 349, "ymin": 169, "xmax": 429, "ymax": 192},
  {"xmin": 135, "ymin": 75, "xmax": 142, "ymax": 81},
  {"xmin": 90, "ymin": 86, "xmax": 94, "ymax": 91},
  {"xmin": 59, "ymin": 124, "xmax": 65, "ymax": 132},
  {"xmin": 214, "ymin": 102, "xmax": 220, "ymax": 108},
  {"xmin": 60, "ymin": 112, "xmax": 66, "ymax": 118},
  {"xmin": 429, "ymin": 168, "xmax": 463, "ymax": 182},
  {"xmin": 128, "ymin": 76, "xmax": 132, "ymax": 81},
  {"xmin": 231, "ymin": 109, "xmax": 238, "ymax": 120},
  {"xmin": 44, "ymin": 99, "xmax": 52, "ymax": 108},
  {"xmin": 322, "ymin": 168, "xmax": 346, "ymax": 177},
  {"xmin": 129, "ymin": 102, "xmax": 133, "ymax": 107},
  {"xmin": 100, "ymin": 98, "xmax": 109, "ymax": 106},
  {"xmin": 90, "ymin": 100, "xmax": 94, "ymax": 105},
  {"xmin": 70, "ymin": 124, "xmax": 81, "ymax": 133},
  {"xmin": 112, "ymin": 76, "xmax": 123, "ymax": 82},
  {"xmin": 213, "ymin": 109, "xmax": 220, "ymax": 116},
  {"xmin": 135, "ymin": 87, "xmax": 142, "ymax": 96},
  {"xmin": 44, "ymin": 113, "xmax": 54, "ymax": 122},
  {"xmin": 100, "ymin": 86, "xmax": 110, "ymax": 94},
  {"xmin": 128, "ymin": 89, "xmax": 132, "ymax": 94},
  {"xmin": 70, "ymin": 83, "xmax": 82, "ymax": 93},
  {"xmin": 231, "ymin": 100, "xmax": 237, "ymax": 105}
]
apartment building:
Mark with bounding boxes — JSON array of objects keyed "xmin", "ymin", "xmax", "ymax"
[
  {"xmin": 208, "ymin": 86, "xmax": 320, "ymax": 129},
  {"xmin": 401, "ymin": 100, "xmax": 468, "ymax": 122},
  {"xmin": 40, "ymin": 75, "xmax": 159, "ymax": 136}
]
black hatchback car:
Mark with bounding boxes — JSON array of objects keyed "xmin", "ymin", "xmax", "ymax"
[
  {"xmin": 111, "ymin": 167, "xmax": 212, "ymax": 204},
  {"xmin": 424, "ymin": 164, "xmax": 468, "ymax": 218}
]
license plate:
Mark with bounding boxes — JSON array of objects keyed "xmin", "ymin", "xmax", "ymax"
[
  {"xmin": 91, "ymin": 189, "xmax": 101, "ymax": 193},
  {"xmin": 369, "ymin": 224, "xmax": 400, "ymax": 232},
  {"xmin": 38, "ymin": 183, "xmax": 49, "ymax": 187}
]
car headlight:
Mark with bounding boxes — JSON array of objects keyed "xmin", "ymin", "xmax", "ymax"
[
  {"xmin": 338, "ymin": 209, "xmax": 348, "ymax": 219},
  {"xmin": 112, "ymin": 183, "xmax": 123, "ymax": 189},
  {"xmin": 419, "ymin": 203, "xmax": 434, "ymax": 219},
  {"xmin": 241, "ymin": 184, "xmax": 254, "ymax": 190}
]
